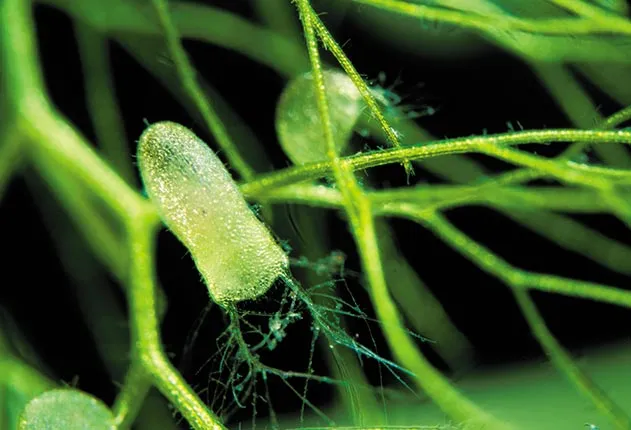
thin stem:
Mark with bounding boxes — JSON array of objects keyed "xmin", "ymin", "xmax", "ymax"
[
  {"xmin": 241, "ymin": 128, "xmax": 631, "ymax": 194},
  {"xmin": 246, "ymin": 182, "xmax": 613, "ymax": 214},
  {"xmin": 112, "ymin": 363, "xmax": 153, "ymax": 429},
  {"xmin": 0, "ymin": 0, "xmax": 46, "ymax": 109},
  {"xmin": 547, "ymin": 0, "xmax": 628, "ymax": 23},
  {"xmin": 513, "ymin": 289, "xmax": 631, "ymax": 430},
  {"xmin": 75, "ymin": 23, "xmax": 135, "ymax": 185},
  {"xmin": 41, "ymin": 0, "xmax": 310, "ymax": 77},
  {"xmin": 126, "ymin": 219, "xmax": 225, "ymax": 430},
  {"xmin": 529, "ymin": 62, "xmax": 631, "ymax": 168},
  {"xmin": 351, "ymin": 0, "xmax": 631, "ymax": 36},
  {"xmin": 0, "ymin": 356, "xmax": 56, "ymax": 396},
  {"xmin": 602, "ymin": 104, "xmax": 631, "ymax": 129},
  {"xmin": 149, "ymin": 0, "xmax": 255, "ymax": 180},
  {"xmin": 415, "ymin": 211, "xmax": 631, "ymax": 309},
  {"xmin": 253, "ymin": 0, "xmax": 301, "ymax": 39},
  {"xmin": 296, "ymin": 0, "xmax": 510, "ymax": 427},
  {"xmin": 31, "ymin": 156, "xmax": 127, "ymax": 282},
  {"xmin": 248, "ymin": 180, "xmax": 631, "ymax": 278},
  {"xmin": 398, "ymin": 207, "xmax": 631, "ymax": 428},
  {"xmin": 0, "ymin": 127, "xmax": 23, "ymax": 202},
  {"xmin": 307, "ymin": 2, "xmax": 412, "ymax": 175},
  {"xmin": 23, "ymin": 105, "xmax": 156, "ymax": 226}
]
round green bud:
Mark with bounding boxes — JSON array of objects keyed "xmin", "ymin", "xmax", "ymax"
[{"xmin": 275, "ymin": 69, "xmax": 364, "ymax": 164}]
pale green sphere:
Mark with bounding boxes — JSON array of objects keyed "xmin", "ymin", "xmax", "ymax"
[{"xmin": 276, "ymin": 69, "xmax": 364, "ymax": 164}]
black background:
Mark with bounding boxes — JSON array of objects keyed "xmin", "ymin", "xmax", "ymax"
[{"xmin": 3, "ymin": 0, "xmax": 631, "ymax": 427}]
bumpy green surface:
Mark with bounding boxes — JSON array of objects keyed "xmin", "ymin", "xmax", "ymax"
[
  {"xmin": 18, "ymin": 389, "xmax": 115, "ymax": 430},
  {"xmin": 138, "ymin": 122, "xmax": 288, "ymax": 305}
]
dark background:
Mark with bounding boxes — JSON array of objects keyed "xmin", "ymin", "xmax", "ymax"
[{"xmin": 3, "ymin": 0, "xmax": 631, "ymax": 427}]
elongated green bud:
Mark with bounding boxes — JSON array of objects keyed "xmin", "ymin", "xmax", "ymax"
[{"xmin": 137, "ymin": 122, "xmax": 288, "ymax": 305}]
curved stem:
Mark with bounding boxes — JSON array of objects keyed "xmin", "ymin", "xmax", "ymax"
[
  {"xmin": 513, "ymin": 289, "xmax": 631, "ymax": 430},
  {"xmin": 241, "ymin": 128, "xmax": 631, "ymax": 194},
  {"xmin": 75, "ymin": 23, "xmax": 135, "ymax": 185},
  {"xmin": 149, "ymin": 0, "xmax": 255, "ymax": 181},
  {"xmin": 296, "ymin": 1, "xmax": 511, "ymax": 427},
  {"xmin": 351, "ymin": 0, "xmax": 631, "ymax": 36},
  {"xmin": 126, "ymin": 218, "xmax": 226, "ymax": 430}
]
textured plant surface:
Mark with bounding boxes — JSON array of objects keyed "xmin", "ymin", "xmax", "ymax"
[{"xmin": 2, "ymin": 0, "xmax": 631, "ymax": 429}]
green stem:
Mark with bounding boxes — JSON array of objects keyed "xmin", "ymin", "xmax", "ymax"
[
  {"xmin": 602, "ymin": 104, "xmax": 631, "ymax": 129},
  {"xmin": 0, "ymin": 0, "xmax": 46, "ymax": 109},
  {"xmin": 419, "ymin": 211, "xmax": 631, "ymax": 429},
  {"xmin": 307, "ymin": 2, "xmax": 412, "ymax": 175},
  {"xmin": 513, "ymin": 289, "xmax": 631, "ymax": 430},
  {"xmin": 253, "ymin": 0, "xmax": 301, "ymax": 39},
  {"xmin": 126, "ymin": 219, "xmax": 225, "ymax": 430},
  {"xmin": 351, "ymin": 0, "xmax": 631, "ymax": 36},
  {"xmin": 75, "ymin": 23, "xmax": 135, "ymax": 185},
  {"xmin": 241, "ymin": 128, "xmax": 631, "ymax": 194},
  {"xmin": 31, "ymin": 157, "xmax": 127, "ymax": 281},
  {"xmin": 23, "ymin": 104, "xmax": 156, "ymax": 223},
  {"xmin": 149, "ymin": 0, "xmax": 255, "ymax": 180},
  {"xmin": 295, "ymin": 1, "xmax": 510, "ymax": 427},
  {"xmin": 0, "ymin": 127, "xmax": 23, "ymax": 202},
  {"xmin": 40, "ymin": 0, "xmax": 310, "ymax": 77},
  {"xmin": 416, "ymin": 211, "xmax": 631, "ymax": 309},
  {"xmin": 0, "ymin": 356, "xmax": 55, "ymax": 396},
  {"xmin": 112, "ymin": 363, "xmax": 153, "ymax": 429}
]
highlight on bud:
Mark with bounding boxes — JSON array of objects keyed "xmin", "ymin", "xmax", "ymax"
[
  {"xmin": 275, "ymin": 69, "xmax": 364, "ymax": 164},
  {"xmin": 137, "ymin": 122, "xmax": 288, "ymax": 305}
]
